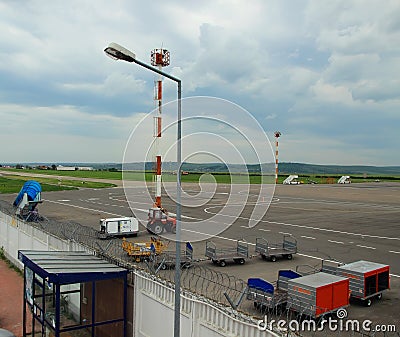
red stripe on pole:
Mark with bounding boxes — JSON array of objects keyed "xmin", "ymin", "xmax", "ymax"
[
  {"xmin": 155, "ymin": 196, "xmax": 161, "ymax": 207},
  {"xmin": 156, "ymin": 156, "xmax": 162, "ymax": 175},
  {"xmin": 158, "ymin": 81, "xmax": 162, "ymax": 100}
]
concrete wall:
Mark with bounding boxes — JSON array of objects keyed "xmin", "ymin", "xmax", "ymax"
[
  {"xmin": 0, "ymin": 211, "xmax": 84, "ymax": 267},
  {"xmin": 0, "ymin": 210, "xmax": 279, "ymax": 337}
]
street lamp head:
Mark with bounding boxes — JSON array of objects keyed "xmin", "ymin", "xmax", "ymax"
[{"xmin": 104, "ymin": 42, "xmax": 136, "ymax": 62}]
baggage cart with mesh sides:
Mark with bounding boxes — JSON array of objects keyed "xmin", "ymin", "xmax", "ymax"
[
  {"xmin": 255, "ymin": 235, "xmax": 297, "ymax": 262},
  {"xmin": 287, "ymin": 272, "xmax": 350, "ymax": 318},
  {"xmin": 205, "ymin": 240, "xmax": 249, "ymax": 267},
  {"xmin": 156, "ymin": 242, "xmax": 193, "ymax": 270},
  {"xmin": 247, "ymin": 270, "xmax": 302, "ymax": 312}
]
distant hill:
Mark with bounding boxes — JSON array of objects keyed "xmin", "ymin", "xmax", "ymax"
[
  {"xmin": 181, "ymin": 162, "xmax": 400, "ymax": 175},
  {"xmin": 276, "ymin": 163, "xmax": 400, "ymax": 175},
  {"xmin": 2, "ymin": 162, "xmax": 399, "ymax": 175}
]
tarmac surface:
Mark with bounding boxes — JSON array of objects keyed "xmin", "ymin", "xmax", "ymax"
[{"xmin": 1, "ymin": 181, "xmax": 399, "ymax": 336}]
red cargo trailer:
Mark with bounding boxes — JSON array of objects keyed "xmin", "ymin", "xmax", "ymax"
[{"xmin": 288, "ymin": 272, "xmax": 349, "ymax": 318}]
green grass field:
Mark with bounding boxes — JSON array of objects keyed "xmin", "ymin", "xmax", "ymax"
[
  {"xmin": 1, "ymin": 169, "xmax": 275, "ymax": 184},
  {"xmin": 0, "ymin": 175, "xmax": 116, "ymax": 194},
  {"xmin": 1, "ymin": 169, "xmax": 399, "ymax": 192},
  {"xmin": 0, "ymin": 176, "xmax": 77, "ymax": 194},
  {"xmin": 2, "ymin": 168, "xmax": 123, "ymax": 180}
]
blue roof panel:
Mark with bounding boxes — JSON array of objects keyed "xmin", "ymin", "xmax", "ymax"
[{"xmin": 18, "ymin": 250, "xmax": 128, "ymax": 284}]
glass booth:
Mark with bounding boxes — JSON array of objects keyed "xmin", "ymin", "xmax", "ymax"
[{"xmin": 18, "ymin": 251, "xmax": 128, "ymax": 337}]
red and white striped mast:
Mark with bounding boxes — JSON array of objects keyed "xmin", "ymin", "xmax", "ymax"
[
  {"xmin": 151, "ymin": 48, "xmax": 170, "ymax": 208},
  {"xmin": 274, "ymin": 131, "xmax": 281, "ymax": 184}
]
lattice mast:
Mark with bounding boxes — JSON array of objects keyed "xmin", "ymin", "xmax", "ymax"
[
  {"xmin": 151, "ymin": 48, "xmax": 170, "ymax": 208},
  {"xmin": 274, "ymin": 131, "xmax": 281, "ymax": 184}
]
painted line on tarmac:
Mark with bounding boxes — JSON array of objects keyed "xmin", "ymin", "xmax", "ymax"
[
  {"xmin": 180, "ymin": 227, "xmax": 400, "ymax": 278},
  {"xmin": 261, "ymin": 220, "xmax": 400, "ymax": 241},
  {"xmin": 107, "ymin": 197, "xmax": 201, "ymax": 220},
  {"xmin": 44, "ymin": 199, "xmax": 123, "ymax": 217},
  {"xmin": 203, "ymin": 207, "xmax": 400, "ymax": 241},
  {"xmin": 271, "ymin": 204, "xmax": 387, "ymax": 214},
  {"xmin": 301, "ymin": 235, "xmax": 316, "ymax": 240},
  {"xmin": 200, "ymin": 197, "xmax": 279, "ymax": 208},
  {"xmin": 165, "ymin": 212, "xmax": 201, "ymax": 221},
  {"xmin": 356, "ymin": 244, "xmax": 376, "ymax": 250},
  {"xmin": 277, "ymin": 196, "xmax": 400, "ymax": 211},
  {"xmin": 389, "ymin": 250, "xmax": 400, "ymax": 254},
  {"xmin": 328, "ymin": 240, "xmax": 345, "ymax": 244},
  {"xmin": 37, "ymin": 200, "xmax": 400, "ymax": 279},
  {"xmin": 45, "ymin": 199, "xmax": 200, "ymax": 221}
]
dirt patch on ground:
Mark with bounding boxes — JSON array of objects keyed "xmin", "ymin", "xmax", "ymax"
[{"xmin": 0, "ymin": 259, "xmax": 31, "ymax": 337}]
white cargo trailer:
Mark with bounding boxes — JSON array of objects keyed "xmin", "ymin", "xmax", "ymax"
[{"xmin": 98, "ymin": 217, "xmax": 139, "ymax": 239}]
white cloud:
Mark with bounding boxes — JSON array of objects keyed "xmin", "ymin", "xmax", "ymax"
[
  {"xmin": 310, "ymin": 80, "xmax": 354, "ymax": 104},
  {"xmin": 0, "ymin": 103, "xmax": 146, "ymax": 162},
  {"xmin": 61, "ymin": 73, "xmax": 147, "ymax": 97}
]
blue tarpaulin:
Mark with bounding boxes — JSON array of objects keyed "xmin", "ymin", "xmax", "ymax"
[
  {"xmin": 278, "ymin": 269, "xmax": 302, "ymax": 279},
  {"xmin": 13, "ymin": 180, "xmax": 42, "ymax": 206},
  {"xmin": 248, "ymin": 278, "xmax": 275, "ymax": 294}
]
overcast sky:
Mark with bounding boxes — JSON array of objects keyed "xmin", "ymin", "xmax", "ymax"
[{"xmin": 0, "ymin": 0, "xmax": 399, "ymax": 165}]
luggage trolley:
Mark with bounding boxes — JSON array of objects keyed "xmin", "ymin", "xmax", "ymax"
[
  {"xmin": 156, "ymin": 242, "xmax": 194, "ymax": 270},
  {"xmin": 247, "ymin": 270, "xmax": 301, "ymax": 312},
  {"xmin": 255, "ymin": 234, "xmax": 297, "ymax": 262},
  {"xmin": 205, "ymin": 240, "xmax": 249, "ymax": 267}
]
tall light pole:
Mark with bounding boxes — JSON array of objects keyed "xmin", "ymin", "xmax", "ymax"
[{"xmin": 104, "ymin": 42, "xmax": 182, "ymax": 337}]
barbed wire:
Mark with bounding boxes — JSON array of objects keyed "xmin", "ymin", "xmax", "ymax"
[{"xmin": 0, "ymin": 200, "xmax": 398, "ymax": 337}]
